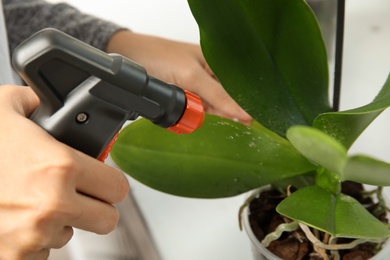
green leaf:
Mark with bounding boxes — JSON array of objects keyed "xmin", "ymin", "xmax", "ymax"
[
  {"xmin": 111, "ymin": 115, "xmax": 315, "ymax": 198},
  {"xmin": 187, "ymin": 0, "xmax": 331, "ymax": 136},
  {"xmin": 286, "ymin": 126, "xmax": 347, "ymax": 174},
  {"xmin": 277, "ymin": 186, "xmax": 390, "ymax": 239},
  {"xmin": 344, "ymin": 155, "xmax": 390, "ymax": 186},
  {"xmin": 314, "ymin": 73, "xmax": 390, "ymax": 149}
]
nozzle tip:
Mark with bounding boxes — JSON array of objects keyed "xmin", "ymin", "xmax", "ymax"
[{"xmin": 167, "ymin": 90, "xmax": 204, "ymax": 134}]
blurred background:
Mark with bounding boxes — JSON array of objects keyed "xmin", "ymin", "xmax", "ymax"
[{"xmin": 45, "ymin": 0, "xmax": 390, "ymax": 259}]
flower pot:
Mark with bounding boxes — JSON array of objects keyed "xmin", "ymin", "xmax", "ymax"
[
  {"xmin": 241, "ymin": 186, "xmax": 390, "ymax": 260},
  {"xmin": 241, "ymin": 186, "xmax": 282, "ymax": 260},
  {"xmin": 243, "ymin": 204, "xmax": 281, "ymax": 260}
]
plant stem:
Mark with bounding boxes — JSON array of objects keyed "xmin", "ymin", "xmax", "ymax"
[
  {"xmin": 373, "ymin": 187, "xmax": 390, "ymax": 216},
  {"xmin": 332, "ymin": 0, "xmax": 346, "ymax": 111},
  {"xmin": 299, "ymin": 223, "xmax": 384, "ymax": 250},
  {"xmin": 329, "ymin": 236, "xmax": 341, "ymax": 260},
  {"xmin": 362, "ymin": 186, "xmax": 390, "ymax": 216},
  {"xmin": 261, "ymin": 221, "xmax": 300, "ymax": 247},
  {"xmin": 313, "ymin": 244, "xmax": 329, "ymax": 260}
]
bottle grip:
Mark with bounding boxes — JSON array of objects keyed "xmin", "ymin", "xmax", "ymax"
[{"xmin": 98, "ymin": 132, "xmax": 120, "ymax": 162}]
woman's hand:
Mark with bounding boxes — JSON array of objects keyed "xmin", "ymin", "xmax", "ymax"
[
  {"xmin": 0, "ymin": 85, "xmax": 130, "ymax": 259},
  {"xmin": 106, "ymin": 30, "xmax": 252, "ymax": 125}
]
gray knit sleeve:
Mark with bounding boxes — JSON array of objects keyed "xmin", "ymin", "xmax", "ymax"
[{"xmin": 4, "ymin": 0, "xmax": 126, "ymax": 52}]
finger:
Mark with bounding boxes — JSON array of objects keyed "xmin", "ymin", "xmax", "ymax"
[
  {"xmin": 48, "ymin": 226, "xmax": 74, "ymax": 249},
  {"xmin": 186, "ymin": 69, "xmax": 252, "ymax": 124},
  {"xmin": 73, "ymin": 150, "xmax": 130, "ymax": 204},
  {"xmin": 35, "ymin": 249, "xmax": 50, "ymax": 260},
  {"xmin": 192, "ymin": 49, "xmax": 253, "ymax": 124},
  {"xmin": 26, "ymin": 221, "xmax": 73, "ymax": 252},
  {"xmin": 202, "ymin": 62, "xmax": 216, "ymax": 79},
  {"xmin": 68, "ymin": 193, "xmax": 120, "ymax": 234},
  {"xmin": 11, "ymin": 86, "xmax": 40, "ymax": 117}
]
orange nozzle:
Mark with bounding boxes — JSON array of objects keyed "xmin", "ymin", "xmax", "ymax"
[{"xmin": 167, "ymin": 90, "xmax": 204, "ymax": 134}]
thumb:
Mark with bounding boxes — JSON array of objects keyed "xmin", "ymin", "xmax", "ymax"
[{"xmin": 11, "ymin": 86, "xmax": 40, "ymax": 117}]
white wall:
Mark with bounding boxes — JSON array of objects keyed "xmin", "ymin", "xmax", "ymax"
[
  {"xmin": 342, "ymin": 0, "xmax": 390, "ymax": 160},
  {"xmin": 46, "ymin": 0, "xmax": 199, "ymax": 43}
]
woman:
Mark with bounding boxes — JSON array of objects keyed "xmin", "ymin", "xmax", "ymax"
[{"xmin": 0, "ymin": 0, "xmax": 251, "ymax": 258}]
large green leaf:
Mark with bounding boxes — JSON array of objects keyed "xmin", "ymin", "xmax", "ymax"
[
  {"xmin": 187, "ymin": 0, "xmax": 331, "ymax": 136},
  {"xmin": 344, "ymin": 155, "xmax": 390, "ymax": 186},
  {"xmin": 287, "ymin": 126, "xmax": 347, "ymax": 175},
  {"xmin": 111, "ymin": 115, "xmax": 315, "ymax": 198},
  {"xmin": 276, "ymin": 185, "xmax": 390, "ymax": 239},
  {"xmin": 314, "ymin": 73, "xmax": 390, "ymax": 149}
]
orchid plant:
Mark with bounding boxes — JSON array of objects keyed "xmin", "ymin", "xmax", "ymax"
[{"xmin": 111, "ymin": 0, "xmax": 390, "ymax": 250}]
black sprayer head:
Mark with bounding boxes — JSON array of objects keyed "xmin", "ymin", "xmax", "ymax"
[{"xmin": 12, "ymin": 28, "xmax": 204, "ymax": 160}]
